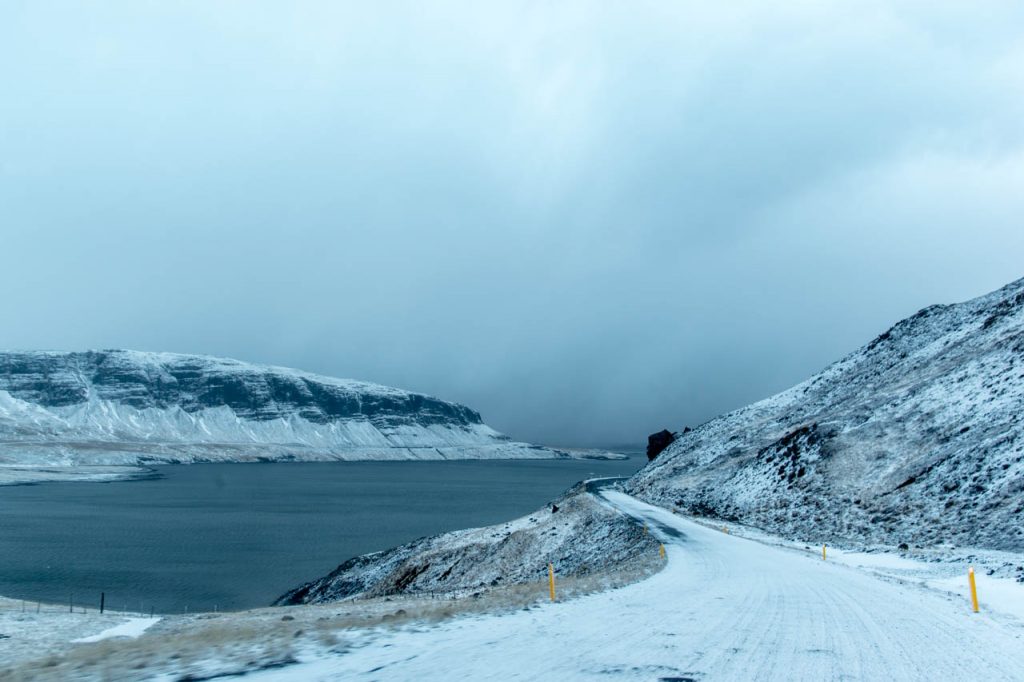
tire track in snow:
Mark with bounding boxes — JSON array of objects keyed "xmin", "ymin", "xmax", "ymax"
[{"xmin": 247, "ymin": 491, "xmax": 1024, "ymax": 681}]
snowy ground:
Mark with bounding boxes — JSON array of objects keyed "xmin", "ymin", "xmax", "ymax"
[
  {"xmin": 241, "ymin": 491, "xmax": 1024, "ymax": 681},
  {"xmin": 71, "ymin": 617, "xmax": 160, "ymax": 644},
  {"xmin": 0, "ymin": 464, "xmax": 154, "ymax": 485},
  {"xmin": 0, "ymin": 597, "xmax": 157, "ymax": 672},
  {"xmin": 4, "ymin": 491, "xmax": 1023, "ymax": 680},
  {"xmin": 0, "ymin": 539, "xmax": 658, "ymax": 680}
]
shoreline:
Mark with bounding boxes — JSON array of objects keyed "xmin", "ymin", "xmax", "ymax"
[{"xmin": 0, "ymin": 449, "xmax": 632, "ymax": 487}]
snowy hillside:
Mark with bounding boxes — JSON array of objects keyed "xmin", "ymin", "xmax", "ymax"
[
  {"xmin": 628, "ymin": 277, "xmax": 1024, "ymax": 552},
  {"xmin": 277, "ymin": 482, "xmax": 659, "ymax": 605},
  {"xmin": 0, "ymin": 350, "xmax": 567, "ymax": 470}
]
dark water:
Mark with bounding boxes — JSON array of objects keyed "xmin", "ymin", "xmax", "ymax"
[{"xmin": 0, "ymin": 457, "xmax": 644, "ymax": 613}]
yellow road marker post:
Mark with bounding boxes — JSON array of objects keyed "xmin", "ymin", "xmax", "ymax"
[
  {"xmin": 822, "ymin": 544, "xmax": 827, "ymax": 561},
  {"xmin": 548, "ymin": 563, "xmax": 556, "ymax": 602},
  {"xmin": 968, "ymin": 566, "xmax": 979, "ymax": 613},
  {"xmin": 643, "ymin": 522, "xmax": 648, "ymax": 535},
  {"xmin": 659, "ymin": 543, "xmax": 666, "ymax": 559}
]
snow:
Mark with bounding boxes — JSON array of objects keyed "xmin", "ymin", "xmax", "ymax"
[
  {"xmin": 0, "ymin": 350, "xmax": 593, "ymax": 483},
  {"xmin": 238, "ymin": 491, "xmax": 1024, "ymax": 680},
  {"xmin": 0, "ymin": 349, "xmax": 598, "ymax": 484},
  {"xmin": 0, "ymin": 389, "xmax": 538, "ymax": 461},
  {"xmin": 72, "ymin": 617, "xmax": 160, "ymax": 643},
  {"xmin": 629, "ymin": 276, "xmax": 1024, "ymax": 552},
  {"xmin": 278, "ymin": 482, "xmax": 657, "ymax": 605},
  {"xmin": 928, "ymin": 572, "xmax": 1024, "ymax": 623}
]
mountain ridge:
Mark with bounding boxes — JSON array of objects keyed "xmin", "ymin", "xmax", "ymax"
[{"xmin": 0, "ymin": 349, "xmax": 577, "ymax": 473}]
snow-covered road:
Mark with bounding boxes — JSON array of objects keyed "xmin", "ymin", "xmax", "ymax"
[{"xmin": 251, "ymin": 491, "xmax": 1024, "ymax": 680}]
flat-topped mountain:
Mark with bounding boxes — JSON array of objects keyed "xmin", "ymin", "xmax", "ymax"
[
  {"xmin": 628, "ymin": 277, "xmax": 1024, "ymax": 552},
  {"xmin": 0, "ymin": 350, "xmax": 567, "ymax": 468}
]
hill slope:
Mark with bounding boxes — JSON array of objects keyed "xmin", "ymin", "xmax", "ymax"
[
  {"xmin": 628, "ymin": 277, "xmax": 1024, "ymax": 551},
  {"xmin": 0, "ymin": 350, "xmax": 565, "ymax": 469}
]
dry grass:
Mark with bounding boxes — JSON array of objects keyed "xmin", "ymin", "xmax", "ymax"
[{"xmin": 1, "ymin": 553, "xmax": 665, "ymax": 681}]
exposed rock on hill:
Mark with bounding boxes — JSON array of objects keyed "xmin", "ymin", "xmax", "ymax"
[
  {"xmin": 628, "ymin": 277, "xmax": 1024, "ymax": 552},
  {"xmin": 646, "ymin": 430, "xmax": 676, "ymax": 461}
]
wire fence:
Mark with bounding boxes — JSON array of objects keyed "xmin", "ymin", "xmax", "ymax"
[{"xmin": 0, "ymin": 595, "xmax": 160, "ymax": 618}]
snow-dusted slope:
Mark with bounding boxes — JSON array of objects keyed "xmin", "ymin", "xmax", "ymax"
[
  {"xmin": 0, "ymin": 350, "xmax": 563, "ymax": 466},
  {"xmin": 629, "ymin": 277, "xmax": 1024, "ymax": 552},
  {"xmin": 276, "ymin": 482, "xmax": 658, "ymax": 605}
]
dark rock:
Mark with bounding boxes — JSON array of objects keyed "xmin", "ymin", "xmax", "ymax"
[{"xmin": 647, "ymin": 429, "xmax": 677, "ymax": 461}]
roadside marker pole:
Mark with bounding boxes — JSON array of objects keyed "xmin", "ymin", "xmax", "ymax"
[
  {"xmin": 822, "ymin": 544, "xmax": 827, "ymax": 561},
  {"xmin": 548, "ymin": 563, "xmax": 556, "ymax": 602},
  {"xmin": 643, "ymin": 523, "xmax": 647, "ymax": 535},
  {"xmin": 968, "ymin": 566, "xmax": 980, "ymax": 613},
  {"xmin": 659, "ymin": 543, "xmax": 666, "ymax": 559}
]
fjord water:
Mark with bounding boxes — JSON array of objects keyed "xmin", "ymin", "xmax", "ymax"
[{"xmin": 0, "ymin": 457, "xmax": 643, "ymax": 613}]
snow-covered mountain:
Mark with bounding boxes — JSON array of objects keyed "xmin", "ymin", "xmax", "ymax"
[
  {"xmin": 628, "ymin": 277, "xmax": 1024, "ymax": 552},
  {"xmin": 0, "ymin": 350, "xmax": 565, "ymax": 466}
]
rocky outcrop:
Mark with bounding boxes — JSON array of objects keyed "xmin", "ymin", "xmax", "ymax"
[
  {"xmin": 628, "ymin": 277, "xmax": 1024, "ymax": 552},
  {"xmin": 646, "ymin": 429, "xmax": 676, "ymax": 461}
]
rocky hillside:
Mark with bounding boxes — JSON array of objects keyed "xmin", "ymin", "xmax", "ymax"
[
  {"xmin": 628, "ymin": 277, "xmax": 1024, "ymax": 552},
  {"xmin": 0, "ymin": 350, "xmax": 565, "ymax": 469},
  {"xmin": 276, "ymin": 482, "xmax": 659, "ymax": 605}
]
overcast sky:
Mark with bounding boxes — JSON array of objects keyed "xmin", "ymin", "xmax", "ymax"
[{"xmin": 3, "ymin": 2, "xmax": 1023, "ymax": 447}]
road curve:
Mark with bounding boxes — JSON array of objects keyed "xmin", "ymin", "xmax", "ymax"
[{"xmin": 252, "ymin": 491, "xmax": 1024, "ymax": 681}]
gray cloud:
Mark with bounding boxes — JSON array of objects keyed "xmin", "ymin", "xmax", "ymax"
[{"xmin": 3, "ymin": 2, "xmax": 1023, "ymax": 446}]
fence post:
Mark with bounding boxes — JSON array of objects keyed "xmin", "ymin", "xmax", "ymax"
[{"xmin": 100, "ymin": 592, "xmax": 105, "ymax": 614}]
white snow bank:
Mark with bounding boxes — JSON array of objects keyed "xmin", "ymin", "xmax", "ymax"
[
  {"xmin": 927, "ymin": 572, "xmax": 1024, "ymax": 622},
  {"xmin": 72, "ymin": 617, "xmax": 160, "ymax": 643}
]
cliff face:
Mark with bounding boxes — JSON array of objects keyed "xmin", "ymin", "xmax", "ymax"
[
  {"xmin": 0, "ymin": 350, "xmax": 481, "ymax": 426},
  {"xmin": 0, "ymin": 350, "xmax": 561, "ymax": 465},
  {"xmin": 628, "ymin": 277, "xmax": 1024, "ymax": 552}
]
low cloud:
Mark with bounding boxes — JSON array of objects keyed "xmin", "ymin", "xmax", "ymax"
[{"xmin": 2, "ymin": 1, "xmax": 1022, "ymax": 445}]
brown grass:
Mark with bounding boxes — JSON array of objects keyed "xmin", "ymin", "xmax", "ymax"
[{"xmin": 1, "ymin": 553, "xmax": 664, "ymax": 681}]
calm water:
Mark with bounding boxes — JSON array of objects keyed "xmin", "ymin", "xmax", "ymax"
[{"xmin": 0, "ymin": 457, "xmax": 644, "ymax": 613}]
